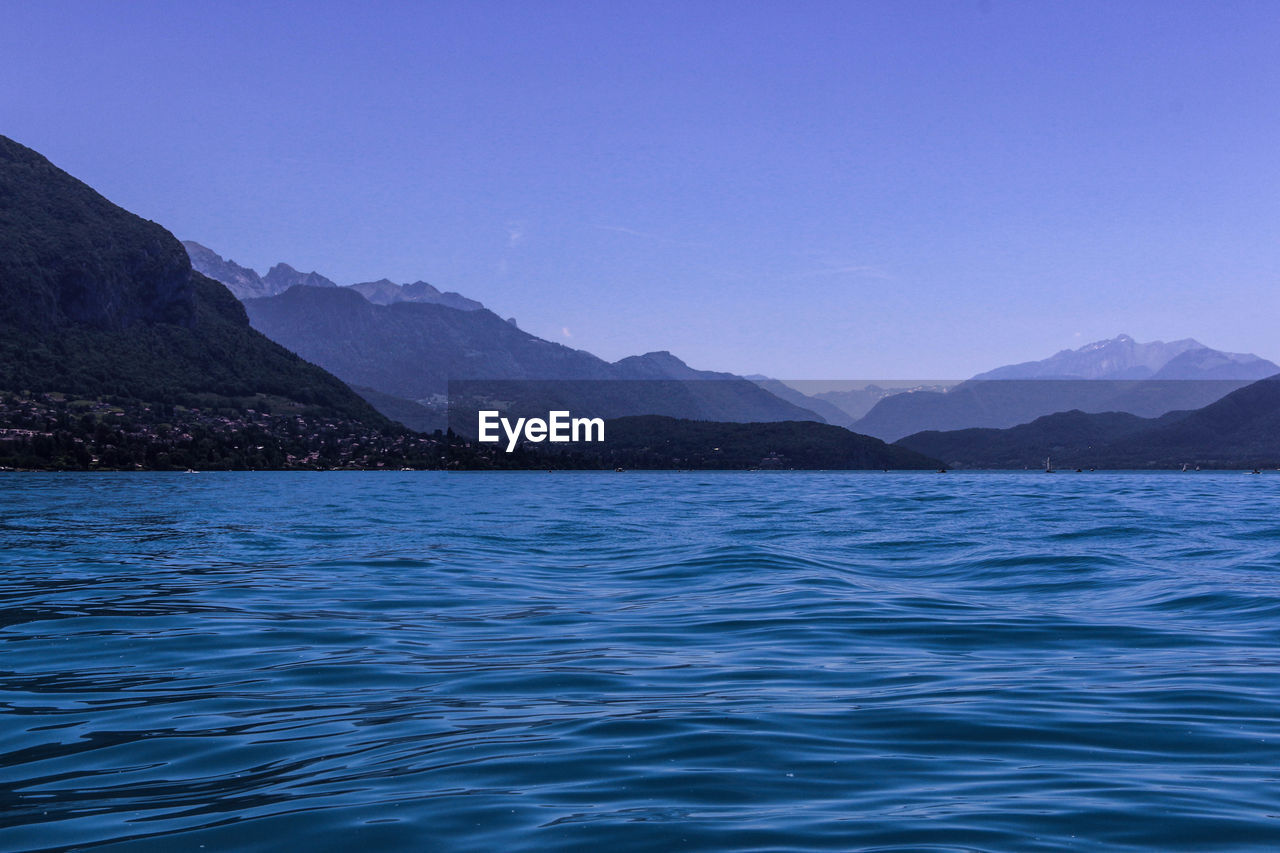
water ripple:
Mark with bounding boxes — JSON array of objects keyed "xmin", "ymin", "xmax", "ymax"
[{"xmin": 2, "ymin": 471, "xmax": 1280, "ymax": 850}]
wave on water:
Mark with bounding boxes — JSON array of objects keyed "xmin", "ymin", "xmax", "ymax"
[{"xmin": 3, "ymin": 471, "xmax": 1280, "ymax": 851}]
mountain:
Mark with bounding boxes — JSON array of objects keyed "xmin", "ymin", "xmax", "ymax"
[
  {"xmin": 243, "ymin": 285, "xmax": 613, "ymax": 399},
  {"xmin": 348, "ymin": 385, "xmax": 441, "ymax": 433},
  {"xmin": 1151, "ymin": 346, "xmax": 1280, "ymax": 381},
  {"xmin": 896, "ymin": 409, "xmax": 1189, "ymax": 469},
  {"xmin": 182, "ymin": 241, "xmax": 273, "ymax": 300},
  {"xmin": 852, "ymin": 379, "xmax": 1240, "ymax": 442},
  {"xmin": 0, "ymin": 135, "xmax": 436, "ymax": 469},
  {"xmin": 241, "ymin": 285, "xmax": 825, "ymax": 427},
  {"xmin": 1099, "ymin": 375, "xmax": 1280, "ymax": 467},
  {"xmin": 746, "ymin": 377, "xmax": 858, "ymax": 427},
  {"xmin": 854, "ymin": 335, "xmax": 1278, "ymax": 442},
  {"xmin": 896, "ymin": 374, "xmax": 1280, "ymax": 469},
  {"xmin": 263, "ymin": 262, "xmax": 337, "ymax": 293},
  {"xmin": 814, "ymin": 383, "xmax": 956, "ymax": 422},
  {"xmin": 183, "ymin": 243, "xmax": 339, "ymax": 299},
  {"xmin": 349, "ymin": 278, "xmax": 484, "ymax": 311},
  {"xmin": 971, "ymin": 334, "xmax": 1213, "ymax": 380},
  {"xmin": 191, "ymin": 242, "xmax": 826, "ymax": 427},
  {"xmin": 186, "ymin": 242, "xmax": 486, "ymax": 311},
  {"xmin": 968, "ymin": 334, "xmax": 1276, "ymax": 383},
  {"xmin": 536, "ymin": 415, "xmax": 941, "ymax": 470}
]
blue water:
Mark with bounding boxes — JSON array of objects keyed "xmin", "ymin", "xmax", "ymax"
[{"xmin": 3, "ymin": 472, "xmax": 1280, "ymax": 851}]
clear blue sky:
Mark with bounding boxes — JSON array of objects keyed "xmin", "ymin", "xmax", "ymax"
[{"xmin": 4, "ymin": 1, "xmax": 1278, "ymax": 377}]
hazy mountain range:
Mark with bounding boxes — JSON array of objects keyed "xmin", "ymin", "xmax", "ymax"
[
  {"xmin": 581, "ymin": 415, "xmax": 937, "ymax": 470},
  {"xmin": 5, "ymin": 131, "xmax": 1280, "ymax": 470},
  {"xmin": 971, "ymin": 334, "xmax": 1276, "ymax": 381},
  {"xmin": 809, "ymin": 383, "xmax": 958, "ymax": 424},
  {"xmin": 190, "ymin": 244, "xmax": 827, "ymax": 431},
  {"xmin": 188, "ymin": 237, "xmax": 1280, "ymax": 442},
  {"xmin": 348, "ymin": 278, "xmax": 485, "ymax": 313},
  {"xmin": 849, "ymin": 334, "xmax": 1278, "ymax": 441},
  {"xmin": 898, "ymin": 375, "xmax": 1280, "ymax": 470},
  {"xmin": 2, "ymin": 135, "xmax": 900, "ymax": 470},
  {"xmin": 744, "ymin": 377, "xmax": 861, "ymax": 427},
  {"xmin": 194, "ymin": 223, "xmax": 1278, "ymax": 446},
  {"xmin": 185, "ymin": 241, "xmax": 484, "ymax": 312}
]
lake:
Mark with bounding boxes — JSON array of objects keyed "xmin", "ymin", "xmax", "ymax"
[{"xmin": 3, "ymin": 471, "xmax": 1280, "ymax": 850}]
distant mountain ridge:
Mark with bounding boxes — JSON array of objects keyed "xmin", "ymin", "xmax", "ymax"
[
  {"xmin": 181, "ymin": 241, "xmax": 272, "ymax": 300},
  {"xmin": 1151, "ymin": 346, "xmax": 1279, "ymax": 380},
  {"xmin": 745, "ymin": 377, "xmax": 860, "ymax": 427},
  {"xmin": 813, "ymin": 383, "xmax": 957, "ymax": 422},
  {"xmin": 183, "ymin": 241, "xmax": 485, "ymax": 311},
  {"xmin": 241, "ymin": 285, "xmax": 825, "ymax": 428},
  {"xmin": 563, "ymin": 416, "xmax": 940, "ymax": 470},
  {"xmin": 187, "ymin": 242, "xmax": 828, "ymax": 428},
  {"xmin": 349, "ymin": 278, "xmax": 484, "ymax": 311},
  {"xmin": 897, "ymin": 409, "xmax": 1189, "ymax": 469},
  {"xmin": 263, "ymin": 262, "xmax": 338, "ymax": 293},
  {"xmin": 972, "ymin": 334, "xmax": 1275, "ymax": 381},
  {"xmin": 853, "ymin": 335, "xmax": 1278, "ymax": 441},
  {"xmin": 897, "ymin": 374, "xmax": 1280, "ymax": 469},
  {"xmin": 973, "ymin": 334, "xmax": 1275, "ymax": 381},
  {"xmin": 243, "ymin": 285, "xmax": 613, "ymax": 401}
]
